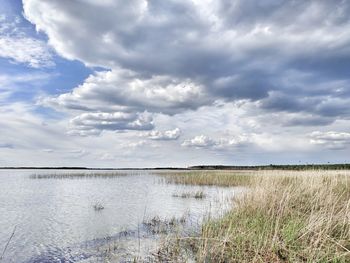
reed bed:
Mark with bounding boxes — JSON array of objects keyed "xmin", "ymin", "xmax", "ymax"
[
  {"xmin": 29, "ymin": 172, "xmax": 129, "ymax": 179},
  {"xmin": 156, "ymin": 170, "xmax": 255, "ymax": 187},
  {"xmin": 156, "ymin": 170, "xmax": 350, "ymax": 262}
]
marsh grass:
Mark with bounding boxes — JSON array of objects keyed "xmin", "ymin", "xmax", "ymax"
[
  {"xmin": 29, "ymin": 172, "xmax": 129, "ymax": 179},
  {"xmin": 156, "ymin": 170, "xmax": 350, "ymax": 262},
  {"xmin": 157, "ymin": 170, "xmax": 255, "ymax": 187}
]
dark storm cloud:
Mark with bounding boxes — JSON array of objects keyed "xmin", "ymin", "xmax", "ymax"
[
  {"xmin": 218, "ymin": 0, "xmax": 350, "ymax": 29},
  {"xmin": 211, "ymin": 71, "xmax": 273, "ymax": 101},
  {"xmin": 316, "ymin": 99, "xmax": 350, "ymax": 118},
  {"xmin": 260, "ymin": 93, "xmax": 315, "ymax": 113},
  {"xmin": 282, "ymin": 115, "xmax": 334, "ymax": 127}
]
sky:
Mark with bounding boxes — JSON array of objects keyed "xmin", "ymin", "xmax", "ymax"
[{"xmin": 0, "ymin": 0, "xmax": 350, "ymax": 168}]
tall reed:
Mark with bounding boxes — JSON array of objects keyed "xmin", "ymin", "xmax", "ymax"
[{"xmin": 157, "ymin": 170, "xmax": 350, "ymax": 262}]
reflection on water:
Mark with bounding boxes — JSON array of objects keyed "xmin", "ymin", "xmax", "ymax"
[{"xmin": 0, "ymin": 170, "xmax": 241, "ymax": 262}]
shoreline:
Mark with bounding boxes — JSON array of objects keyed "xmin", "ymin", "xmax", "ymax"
[{"xmin": 1, "ymin": 163, "xmax": 350, "ymax": 170}]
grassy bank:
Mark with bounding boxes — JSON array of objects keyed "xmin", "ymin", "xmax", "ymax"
[{"xmin": 156, "ymin": 170, "xmax": 350, "ymax": 262}]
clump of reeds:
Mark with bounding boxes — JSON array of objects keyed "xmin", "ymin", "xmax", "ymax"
[
  {"xmin": 157, "ymin": 170, "xmax": 254, "ymax": 187},
  {"xmin": 172, "ymin": 191, "xmax": 206, "ymax": 199},
  {"xmin": 156, "ymin": 170, "xmax": 350, "ymax": 262},
  {"xmin": 143, "ymin": 215, "xmax": 187, "ymax": 235},
  {"xmin": 93, "ymin": 202, "xmax": 105, "ymax": 211}
]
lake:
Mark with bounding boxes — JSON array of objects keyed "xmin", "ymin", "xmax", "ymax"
[{"xmin": 0, "ymin": 169, "xmax": 241, "ymax": 262}]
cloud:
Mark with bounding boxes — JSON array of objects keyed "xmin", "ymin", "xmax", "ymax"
[
  {"xmin": 279, "ymin": 114, "xmax": 334, "ymax": 127},
  {"xmin": 0, "ymin": 143, "xmax": 14, "ymax": 149},
  {"xmin": 1, "ymin": 0, "xmax": 347, "ymax": 167},
  {"xmin": 99, "ymin": 153, "xmax": 115, "ymax": 161},
  {"xmin": 182, "ymin": 134, "xmax": 250, "ymax": 149},
  {"xmin": 309, "ymin": 131, "xmax": 350, "ymax": 150},
  {"xmin": 0, "ymin": 72, "xmax": 51, "ymax": 87},
  {"xmin": 182, "ymin": 135, "xmax": 216, "ymax": 148},
  {"xmin": 41, "ymin": 69, "xmax": 209, "ymax": 115},
  {"xmin": 0, "ymin": 72, "xmax": 53, "ymax": 102},
  {"xmin": 148, "ymin": 128, "xmax": 181, "ymax": 140},
  {"xmin": 68, "ymin": 111, "xmax": 154, "ymax": 136},
  {"xmin": 0, "ymin": 15, "xmax": 54, "ymax": 68},
  {"xmin": 42, "ymin": 148, "xmax": 54, "ymax": 153},
  {"xmin": 23, "ymin": 0, "xmax": 350, "ymax": 127},
  {"xmin": 24, "ymin": 0, "xmax": 350, "ymax": 76}
]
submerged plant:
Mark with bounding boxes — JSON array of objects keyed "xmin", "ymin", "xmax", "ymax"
[
  {"xmin": 142, "ymin": 215, "xmax": 188, "ymax": 235},
  {"xmin": 172, "ymin": 190, "xmax": 206, "ymax": 199},
  {"xmin": 93, "ymin": 202, "xmax": 105, "ymax": 211}
]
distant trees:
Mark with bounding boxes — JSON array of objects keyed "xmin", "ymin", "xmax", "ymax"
[{"xmin": 189, "ymin": 164, "xmax": 350, "ymax": 170}]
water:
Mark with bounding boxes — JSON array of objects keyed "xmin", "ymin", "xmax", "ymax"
[{"xmin": 0, "ymin": 169, "xmax": 241, "ymax": 262}]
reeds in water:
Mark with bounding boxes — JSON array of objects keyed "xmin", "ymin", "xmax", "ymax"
[
  {"xmin": 29, "ymin": 172, "xmax": 129, "ymax": 179},
  {"xmin": 172, "ymin": 191, "xmax": 206, "ymax": 199}
]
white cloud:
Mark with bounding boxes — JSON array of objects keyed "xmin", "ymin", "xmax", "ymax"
[
  {"xmin": 182, "ymin": 135, "xmax": 250, "ymax": 149},
  {"xmin": 0, "ymin": 15, "xmax": 54, "ymax": 68},
  {"xmin": 0, "ymin": 72, "xmax": 51, "ymax": 87},
  {"xmin": 0, "ymin": 101, "xmax": 348, "ymax": 167},
  {"xmin": 182, "ymin": 135, "xmax": 216, "ymax": 148},
  {"xmin": 148, "ymin": 128, "xmax": 181, "ymax": 140},
  {"xmin": 42, "ymin": 148, "xmax": 54, "ymax": 153},
  {"xmin": 309, "ymin": 131, "xmax": 350, "ymax": 150},
  {"xmin": 99, "ymin": 153, "xmax": 115, "ymax": 161},
  {"xmin": 41, "ymin": 69, "xmax": 208, "ymax": 115},
  {"xmin": 68, "ymin": 111, "xmax": 154, "ymax": 136}
]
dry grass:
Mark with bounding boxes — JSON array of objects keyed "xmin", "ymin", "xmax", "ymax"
[
  {"xmin": 156, "ymin": 170, "xmax": 350, "ymax": 262},
  {"xmin": 157, "ymin": 170, "xmax": 255, "ymax": 187}
]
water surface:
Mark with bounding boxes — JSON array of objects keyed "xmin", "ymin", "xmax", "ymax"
[{"xmin": 0, "ymin": 169, "xmax": 240, "ymax": 262}]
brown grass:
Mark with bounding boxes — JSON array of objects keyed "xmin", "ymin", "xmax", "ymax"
[
  {"xmin": 156, "ymin": 170, "xmax": 350, "ymax": 262},
  {"xmin": 156, "ymin": 170, "xmax": 255, "ymax": 187}
]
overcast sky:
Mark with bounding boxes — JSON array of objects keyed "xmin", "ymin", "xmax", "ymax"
[{"xmin": 0, "ymin": 0, "xmax": 350, "ymax": 167}]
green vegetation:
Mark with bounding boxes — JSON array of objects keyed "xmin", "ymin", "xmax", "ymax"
[{"xmin": 156, "ymin": 170, "xmax": 350, "ymax": 262}]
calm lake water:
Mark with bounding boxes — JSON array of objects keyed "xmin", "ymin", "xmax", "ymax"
[{"xmin": 0, "ymin": 169, "xmax": 240, "ymax": 262}]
